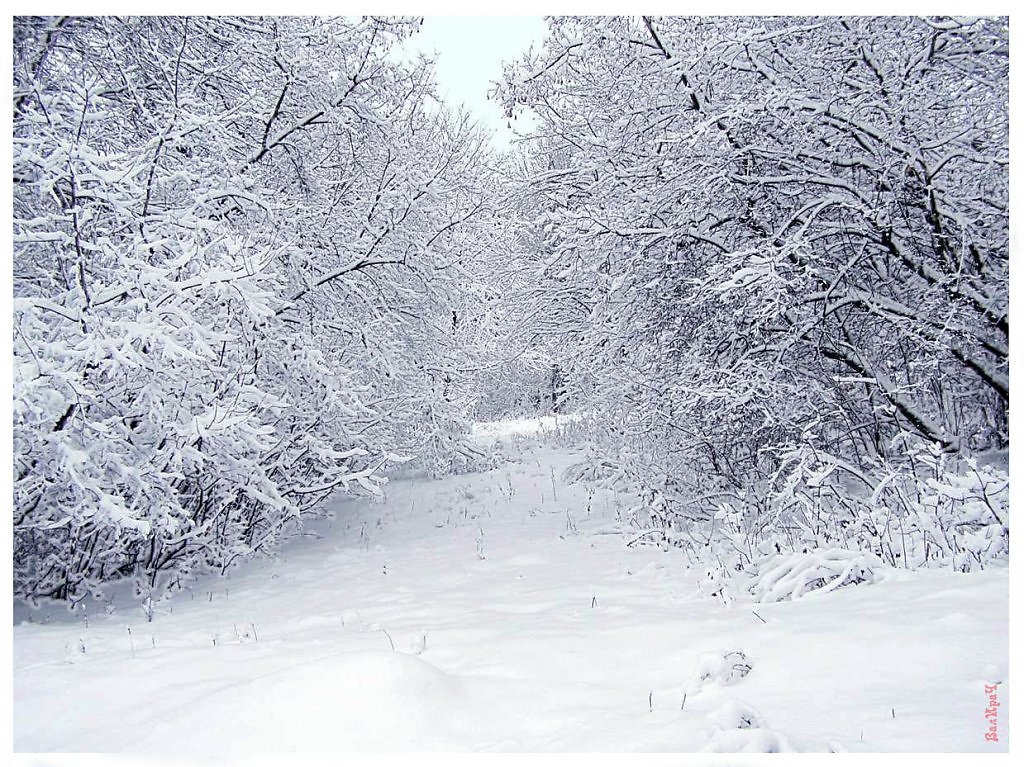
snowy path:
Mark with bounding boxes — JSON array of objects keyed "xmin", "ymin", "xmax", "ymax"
[{"xmin": 13, "ymin": 435, "xmax": 1009, "ymax": 753}]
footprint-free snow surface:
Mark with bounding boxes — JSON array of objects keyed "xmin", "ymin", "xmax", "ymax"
[{"xmin": 13, "ymin": 420, "xmax": 1009, "ymax": 753}]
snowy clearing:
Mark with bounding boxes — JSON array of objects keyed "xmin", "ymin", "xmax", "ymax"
[
  {"xmin": 13, "ymin": 432, "xmax": 1008, "ymax": 753},
  {"xmin": 12, "ymin": 15, "xmax": 1010, "ymax": 761}
]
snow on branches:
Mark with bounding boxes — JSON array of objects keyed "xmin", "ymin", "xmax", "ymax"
[
  {"xmin": 500, "ymin": 16, "xmax": 1008, "ymax": 571},
  {"xmin": 13, "ymin": 16, "xmax": 503, "ymax": 604}
]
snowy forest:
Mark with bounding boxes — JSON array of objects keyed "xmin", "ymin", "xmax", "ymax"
[{"xmin": 12, "ymin": 15, "xmax": 1010, "ymax": 754}]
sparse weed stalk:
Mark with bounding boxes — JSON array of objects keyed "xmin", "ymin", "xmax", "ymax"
[
  {"xmin": 475, "ymin": 525, "xmax": 486, "ymax": 560},
  {"xmin": 565, "ymin": 509, "xmax": 578, "ymax": 535}
]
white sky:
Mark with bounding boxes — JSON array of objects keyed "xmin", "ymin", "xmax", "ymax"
[{"xmin": 401, "ymin": 16, "xmax": 548, "ymax": 150}]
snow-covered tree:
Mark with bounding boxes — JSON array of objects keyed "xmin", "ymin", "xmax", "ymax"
[
  {"xmin": 13, "ymin": 16, "xmax": 506, "ymax": 603},
  {"xmin": 499, "ymin": 16, "xmax": 1008, "ymax": 567}
]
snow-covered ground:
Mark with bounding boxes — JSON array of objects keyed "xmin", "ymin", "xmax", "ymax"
[
  {"xmin": 469, "ymin": 413, "xmax": 581, "ymax": 444},
  {"xmin": 13, "ymin": 423, "xmax": 1009, "ymax": 753}
]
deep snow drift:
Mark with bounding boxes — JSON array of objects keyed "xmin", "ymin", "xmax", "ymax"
[{"xmin": 13, "ymin": 420, "xmax": 1009, "ymax": 753}]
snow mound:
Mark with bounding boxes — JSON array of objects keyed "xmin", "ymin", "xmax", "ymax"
[
  {"xmin": 692, "ymin": 649, "xmax": 752, "ymax": 689},
  {"xmin": 707, "ymin": 698, "xmax": 765, "ymax": 730},
  {"xmin": 408, "ymin": 629, "xmax": 428, "ymax": 655},
  {"xmin": 138, "ymin": 650, "xmax": 467, "ymax": 751},
  {"xmin": 747, "ymin": 548, "xmax": 881, "ymax": 602},
  {"xmin": 704, "ymin": 727, "xmax": 796, "ymax": 753},
  {"xmin": 982, "ymin": 662, "xmax": 1005, "ymax": 685},
  {"xmin": 704, "ymin": 699, "xmax": 795, "ymax": 753}
]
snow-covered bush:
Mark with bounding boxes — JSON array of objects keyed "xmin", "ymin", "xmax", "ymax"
[
  {"xmin": 871, "ymin": 446, "xmax": 1009, "ymax": 571},
  {"xmin": 746, "ymin": 549, "xmax": 880, "ymax": 602},
  {"xmin": 562, "ymin": 456, "xmax": 630, "ymax": 488},
  {"xmin": 691, "ymin": 649, "xmax": 752, "ymax": 689},
  {"xmin": 591, "ymin": 437, "xmax": 1009, "ymax": 579},
  {"xmin": 753, "ymin": 440, "xmax": 1009, "ymax": 572}
]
